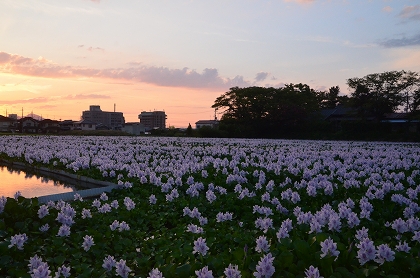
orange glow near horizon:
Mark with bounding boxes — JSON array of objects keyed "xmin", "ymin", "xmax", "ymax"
[{"xmin": 0, "ymin": 72, "xmax": 223, "ymax": 128}]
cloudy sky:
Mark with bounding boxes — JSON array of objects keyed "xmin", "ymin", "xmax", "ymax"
[{"xmin": 1, "ymin": 0, "xmax": 420, "ymax": 127}]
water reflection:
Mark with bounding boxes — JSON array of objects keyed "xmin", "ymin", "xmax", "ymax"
[{"xmin": 0, "ymin": 164, "xmax": 79, "ymax": 199}]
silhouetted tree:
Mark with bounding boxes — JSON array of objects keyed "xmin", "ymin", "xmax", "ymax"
[{"xmin": 186, "ymin": 123, "xmax": 193, "ymax": 136}]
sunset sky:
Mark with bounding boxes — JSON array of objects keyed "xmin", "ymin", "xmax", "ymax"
[{"xmin": 1, "ymin": 0, "xmax": 420, "ymax": 127}]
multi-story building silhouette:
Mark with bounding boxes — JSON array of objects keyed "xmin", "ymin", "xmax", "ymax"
[
  {"xmin": 138, "ymin": 111, "xmax": 166, "ymax": 131},
  {"xmin": 82, "ymin": 105, "xmax": 125, "ymax": 130}
]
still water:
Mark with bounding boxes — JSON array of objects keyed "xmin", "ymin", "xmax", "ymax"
[{"xmin": 0, "ymin": 165, "xmax": 78, "ymax": 199}]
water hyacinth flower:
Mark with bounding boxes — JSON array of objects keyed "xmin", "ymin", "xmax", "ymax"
[
  {"xmin": 356, "ymin": 238, "xmax": 376, "ymax": 265},
  {"xmin": 8, "ymin": 233, "xmax": 28, "ymax": 250},
  {"xmin": 395, "ymin": 241, "xmax": 411, "ymax": 253},
  {"xmin": 39, "ymin": 224, "xmax": 50, "ymax": 232},
  {"xmin": 355, "ymin": 227, "xmax": 369, "ymax": 241},
  {"xmin": 193, "ymin": 237, "xmax": 209, "ymax": 256},
  {"xmin": 110, "ymin": 220, "xmax": 120, "ymax": 231},
  {"xmin": 37, "ymin": 205, "xmax": 49, "ymax": 219},
  {"xmin": 57, "ymin": 225, "xmax": 71, "ymax": 237},
  {"xmin": 99, "ymin": 203, "xmax": 112, "ymax": 213},
  {"xmin": 374, "ymin": 244, "xmax": 395, "ymax": 265},
  {"xmin": 115, "ymin": 259, "xmax": 131, "ymax": 278},
  {"xmin": 255, "ymin": 235, "xmax": 270, "ymax": 253},
  {"xmin": 92, "ymin": 199, "xmax": 101, "ymax": 208},
  {"xmin": 253, "ymin": 253, "xmax": 275, "ymax": 278},
  {"xmin": 111, "ymin": 200, "xmax": 119, "ymax": 209},
  {"xmin": 320, "ymin": 237, "xmax": 340, "ymax": 259},
  {"xmin": 124, "ymin": 197, "xmax": 136, "ymax": 211},
  {"xmin": 224, "ymin": 264, "xmax": 241, "ymax": 278},
  {"xmin": 304, "ymin": 265, "xmax": 323, "ymax": 278},
  {"xmin": 100, "ymin": 192, "xmax": 108, "ymax": 201},
  {"xmin": 216, "ymin": 212, "xmax": 233, "ymax": 222},
  {"xmin": 119, "ymin": 221, "xmax": 130, "ymax": 231},
  {"xmin": 0, "ymin": 196, "xmax": 7, "ymax": 213},
  {"xmin": 55, "ymin": 264, "xmax": 71, "ymax": 277},
  {"xmin": 81, "ymin": 208, "xmax": 92, "ymax": 219},
  {"xmin": 73, "ymin": 193, "xmax": 83, "ymax": 202},
  {"xmin": 149, "ymin": 194, "xmax": 157, "ymax": 204},
  {"xmin": 31, "ymin": 262, "xmax": 51, "ymax": 278},
  {"xmin": 148, "ymin": 268, "xmax": 164, "ymax": 278},
  {"xmin": 28, "ymin": 254, "xmax": 44, "ymax": 273},
  {"xmin": 186, "ymin": 223, "xmax": 204, "ymax": 234},
  {"xmin": 102, "ymin": 255, "xmax": 116, "ymax": 272},
  {"xmin": 14, "ymin": 191, "xmax": 22, "ymax": 200},
  {"xmin": 206, "ymin": 190, "xmax": 217, "ymax": 203},
  {"xmin": 195, "ymin": 266, "xmax": 213, "ymax": 278},
  {"xmin": 82, "ymin": 235, "xmax": 95, "ymax": 251}
]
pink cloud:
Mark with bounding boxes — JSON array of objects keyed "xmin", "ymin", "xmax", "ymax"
[
  {"xmin": 382, "ymin": 6, "xmax": 392, "ymax": 13},
  {"xmin": 399, "ymin": 5, "xmax": 420, "ymax": 21},
  {"xmin": 284, "ymin": 0, "xmax": 315, "ymax": 4},
  {"xmin": 0, "ymin": 97, "xmax": 50, "ymax": 105},
  {"xmin": 0, "ymin": 51, "xmax": 251, "ymax": 89},
  {"xmin": 64, "ymin": 94, "xmax": 110, "ymax": 100}
]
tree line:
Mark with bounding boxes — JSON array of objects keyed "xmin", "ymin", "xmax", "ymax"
[{"xmin": 208, "ymin": 70, "xmax": 420, "ymax": 140}]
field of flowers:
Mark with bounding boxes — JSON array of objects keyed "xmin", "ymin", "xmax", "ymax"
[{"xmin": 0, "ymin": 135, "xmax": 420, "ymax": 278}]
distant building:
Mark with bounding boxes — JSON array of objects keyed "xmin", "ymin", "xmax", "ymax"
[
  {"xmin": 74, "ymin": 120, "xmax": 96, "ymax": 131},
  {"xmin": 60, "ymin": 120, "xmax": 76, "ymax": 131},
  {"xmin": 138, "ymin": 111, "xmax": 167, "ymax": 131},
  {"xmin": 82, "ymin": 105, "xmax": 125, "ymax": 130},
  {"xmin": 0, "ymin": 115, "xmax": 16, "ymax": 132},
  {"xmin": 122, "ymin": 122, "xmax": 146, "ymax": 135},
  {"xmin": 39, "ymin": 119, "xmax": 60, "ymax": 134},
  {"xmin": 18, "ymin": 117, "xmax": 39, "ymax": 133},
  {"xmin": 195, "ymin": 120, "xmax": 219, "ymax": 129}
]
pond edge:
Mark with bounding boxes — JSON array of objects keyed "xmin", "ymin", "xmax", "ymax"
[{"xmin": 0, "ymin": 159, "xmax": 118, "ymax": 203}]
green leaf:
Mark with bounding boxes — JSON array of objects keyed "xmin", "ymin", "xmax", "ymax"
[{"xmin": 176, "ymin": 263, "xmax": 191, "ymax": 276}]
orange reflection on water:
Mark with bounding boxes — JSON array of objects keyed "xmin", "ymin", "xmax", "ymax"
[{"xmin": 0, "ymin": 166, "xmax": 75, "ymax": 199}]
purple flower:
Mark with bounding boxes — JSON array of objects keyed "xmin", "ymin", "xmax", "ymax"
[
  {"xmin": 253, "ymin": 253, "xmax": 275, "ymax": 278},
  {"xmin": 320, "ymin": 237, "xmax": 340, "ymax": 259},
  {"xmin": 82, "ymin": 235, "xmax": 95, "ymax": 251},
  {"xmin": 374, "ymin": 244, "xmax": 395, "ymax": 265},
  {"xmin": 92, "ymin": 199, "xmax": 101, "ymax": 208},
  {"xmin": 119, "ymin": 221, "xmax": 130, "ymax": 231},
  {"xmin": 8, "ymin": 233, "xmax": 28, "ymax": 250},
  {"xmin": 110, "ymin": 220, "xmax": 120, "ymax": 231},
  {"xmin": 31, "ymin": 262, "xmax": 51, "ymax": 278},
  {"xmin": 148, "ymin": 268, "xmax": 164, "ymax": 278},
  {"xmin": 100, "ymin": 192, "xmax": 108, "ymax": 201},
  {"xmin": 193, "ymin": 237, "xmax": 209, "ymax": 256},
  {"xmin": 37, "ymin": 205, "xmax": 49, "ymax": 219},
  {"xmin": 392, "ymin": 218, "xmax": 408, "ymax": 234},
  {"xmin": 115, "ymin": 259, "xmax": 131, "ymax": 278},
  {"xmin": 73, "ymin": 193, "xmax": 83, "ymax": 201},
  {"xmin": 124, "ymin": 197, "xmax": 136, "ymax": 211},
  {"xmin": 56, "ymin": 264, "xmax": 71, "ymax": 277},
  {"xmin": 149, "ymin": 194, "xmax": 157, "ymax": 204},
  {"xmin": 39, "ymin": 224, "xmax": 50, "ymax": 232},
  {"xmin": 224, "ymin": 264, "xmax": 241, "ymax": 278},
  {"xmin": 99, "ymin": 203, "xmax": 112, "ymax": 213},
  {"xmin": 356, "ymin": 238, "xmax": 376, "ymax": 265},
  {"xmin": 57, "ymin": 225, "xmax": 71, "ymax": 237},
  {"xmin": 14, "ymin": 191, "xmax": 22, "ymax": 200},
  {"xmin": 186, "ymin": 224, "xmax": 204, "ymax": 234},
  {"xmin": 255, "ymin": 235, "xmax": 270, "ymax": 253},
  {"xmin": 195, "ymin": 266, "xmax": 213, "ymax": 278},
  {"xmin": 355, "ymin": 227, "xmax": 369, "ymax": 241},
  {"xmin": 111, "ymin": 200, "xmax": 119, "ymax": 209},
  {"xmin": 81, "ymin": 208, "xmax": 92, "ymax": 219},
  {"xmin": 304, "ymin": 265, "xmax": 323, "ymax": 278},
  {"xmin": 395, "ymin": 241, "xmax": 411, "ymax": 253},
  {"xmin": 102, "ymin": 255, "xmax": 116, "ymax": 272},
  {"xmin": 28, "ymin": 254, "xmax": 43, "ymax": 273}
]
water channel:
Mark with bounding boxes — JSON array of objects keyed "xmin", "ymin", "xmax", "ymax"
[{"xmin": 0, "ymin": 164, "xmax": 81, "ymax": 199}]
